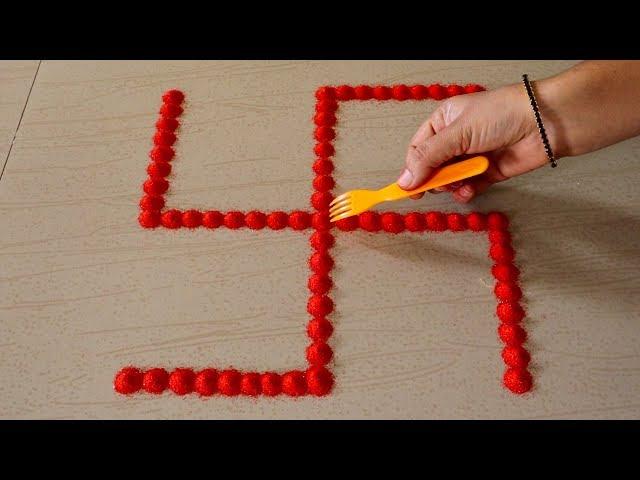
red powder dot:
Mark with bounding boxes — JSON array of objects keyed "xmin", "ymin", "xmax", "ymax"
[
  {"xmin": 310, "ymin": 231, "xmax": 335, "ymax": 251},
  {"xmin": 114, "ymin": 367, "xmax": 142, "ymax": 394},
  {"xmin": 490, "ymin": 244, "xmax": 515, "ymax": 263},
  {"xmin": 217, "ymin": 369, "xmax": 241, "ymax": 396},
  {"xmin": 307, "ymin": 318, "xmax": 333, "ymax": 342},
  {"xmin": 312, "ymin": 212, "xmax": 331, "ymax": 231},
  {"xmin": 261, "ymin": 373, "xmax": 282, "ymax": 396},
  {"xmin": 245, "ymin": 211, "xmax": 267, "ymax": 230},
  {"xmin": 354, "ymin": 85, "xmax": 373, "ymax": 100},
  {"xmin": 498, "ymin": 323, "xmax": 527, "ymax": 345},
  {"xmin": 312, "ymin": 158, "xmax": 334, "ymax": 175},
  {"xmin": 307, "ymin": 295, "xmax": 334, "ymax": 317},
  {"xmin": 447, "ymin": 212, "xmax": 467, "ymax": 231},
  {"xmin": 139, "ymin": 210, "xmax": 161, "ymax": 228},
  {"xmin": 306, "ymin": 366, "xmax": 334, "ymax": 396},
  {"xmin": 502, "ymin": 345, "xmax": 531, "ymax": 369},
  {"xmin": 282, "ymin": 371, "xmax": 307, "ymax": 396},
  {"xmin": 143, "ymin": 178, "xmax": 169, "ymax": 196},
  {"xmin": 314, "ymin": 111, "xmax": 336, "ymax": 126},
  {"xmin": 202, "ymin": 210, "xmax": 224, "ymax": 229},
  {"xmin": 224, "ymin": 211, "xmax": 245, "ymax": 229},
  {"xmin": 405, "ymin": 212, "xmax": 426, "ymax": 232},
  {"xmin": 267, "ymin": 211, "xmax": 289, "ymax": 230},
  {"xmin": 314, "ymin": 126, "xmax": 336, "ymax": 142},
  {"xmin": 147, "ymin": 161, "xmax": 171, "ymax": 178},
  {"xmin": 306, "ymin": 342, "xmax": 333, "ymax": 365},
  {"xmin": 288, "ymin": 211, "xmax": 311, "ymax": 230},
  {"xmin": 308, "ymin": 274, "xmax": 332, "ymax": 295},
  {"xmin": 358, "ymin": 211, "xmax": 381, "ymax": 232},
  {"xmin": 503, "ymin": 367, "xmax": 533, "ymax": 394},
  {"xmin": 425, "ymin": 211, "xmax": 447, "ymax": 231},
  {"xmin": 487, "ymin": 212, "xmax": 509, "ymax": 230},
  {"xmin": 495, "ymin": 282, "xmax": 523, "ymax": 302},
  {"xmin": 240, "ymin": 373, "xmax": 262, "ymax": 396},
  {"xmin": 314, "ymin": 142, "xmax": 335, "ymax": 157},
  {"xmin": 373, "ymin": 86, "xmax": 392, "ymax": 100},
  {"xmin": 496, "ymin": 302, "xmax": 526, "ymax": 324},
  {"xmin": 467, "ymin": 212, "xmax": 487, "ymax": 231},
  {"xmin": 162, "ymin": 89, "xmax": 185, "ymax": 104},
  {"xmin": 392, "ymin": 85, "xmax": 411, "ymax": 100},
  {"xmin": 427, "ymin": 84, "xmax": 446, "ymax": 100},
  {"xmin": 142, "ymin": 368, "xmax": 168, "ymax": 394},
  {"xmin": 310, "ymin": 252, "xmax": 334, "ymax": 275},
  {"xmin": 150, "ymin": 132, "xmax": 174, "ymax": 151},
  {"xmin": 410, "ymin": 85, "xmax": 428, "ymax": 100},
  {"xmin": 149, "ymin": 145, "xmax": 175, "ymax": 163},
  {"xmin": 160, "ymin": 103, "xmax": 183, "ymax": 118},
  {"xmin": 492, "ymin": 263, "xmax": 520, "ymax": 283},
  {"xmin": 156, "ymin": 117, "xmax": 179, "ymax": 132},
  {"xmin": 168, "ymin": 368, "xmax": 195, "ymax": 396},
  {"xmin": 336, "ymin": 85, "xmax": 355, "ymax": 101},
  {"xmin": 446, "ymin": 84, "xmax": 465, "ymax": 97},
  {"xmin": 315, "ymin": 98, "xmax": 338, "ymax": 113},
  {"xmin": 315, "ymin": 86, "xmax": 336, "ymax": 100},
  {"xmin": 139, "ymin": 190, "xmax": 163, "ymax": 210},
  {"xmin": 161, "ymin": 209, "xmax": 182, "ymax": 229},
  {"xmin": 489, "ymin": 230, "xmax": 512, "ymax": 245},
  {"xmin": 335, "ymin": 215, "xmax": 359, "ymax": 231},
  {"xmin": 464, "ymin": 84, "xmax": 485, "ymax": 94},
  {"xmin": 311, "ymin": 191, "xmax": 333, "ymax": 211},
  {"xmin": 194, "ymin": 369, "xmax": 218, "ymax": 396},
  {"xmin": 381, "ymin": 212, "xmax": 405, "ymax": 233},
  {"xmin": 181, "ymin": 210, "xmax": 202, "ymax": 228}
]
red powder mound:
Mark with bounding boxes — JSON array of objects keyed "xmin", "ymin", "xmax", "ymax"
[
  {"xmin": 335, "ymin": 215, "xmax": 359, "ymax": 231},
  {"xmin": 260, "ymin": 373, "xmax": 282, "ymax": 396},
  {"xmin": 354, "ymin": 85, "xmax": 373, "ymax": 100},
  {"xmin": 142, "ymin": 368, "xmax": 168, "ymax": 394},
  {"xmin": 114, "ymin": 367, "xmax": 142, "ymax": 394},
  {"xmin": 466, "ymin": 212, "xmax": 487, "ymax": 231},
  {"xmin": 425, "ymin": 211, "xmax": 447, "ymax": 231},
  {"xmin": 307, "ymin": 295, "xmax": 334, "ymax": 317},
  {"xmin": 306, "ymin": 366, "xmax": 334, "ymax": 396},
  {"xmin": 223, "ymin": 211, "xmax": 245, "ymax": 229},
  {"xmin": 168, "ymin": 368, "xmax": 195, "ymax": 395},
  {"xmin": 392, "ymin": 84, "xmax": 411, "ymax": 100},
  {"xmin": 307, "ymin": 318, "xmax": 334, "ymax": 342},
  {"xmin": 314, "ymin": 111, "xmax": 337, "ymax": 127},
  {"xmin": 314, "ymin": 142, "xmax": 335, "ymax": 157},
  {"xmin": 446, "ymin": 213, "xmax": 467, "ymax": 231},
  {"xmin": 182, "ymin": 210, "xmax": 202, "ymax": 228},
  {"xmin": 313, "ymin": 158, "xmax": 334, "ymax": 175},
  {"xmin": 306, "ymin": 342, "xmax": 333, "ymax": 365},
  {"xmin": 153, "ymin": 130, "xmax": 176, "ymax": 147},
  {"xmin": 503, "ymin": 367, "xmax": 533, "ymax": 394},
  {"xmin": 288, "ymin": 211, "xmax": 311, "ymax": 230},
  {"xmin": 446, "ymin": 84, "xmax": 465, "ymax": 97},
  {"xmin": 162, "ymin": 89, "xmax": 185, "ymax": 104},
  {"xmin": 159, "ymin": 103, "xmax": 183, "ymax": 118},
  {"xmin": 202, "ymin": 211, "xmax": 224, "ymax": 229},
  {"xmin": 381, "ymin": 212, "xmax": 405, "ymax": 233},
  {"xmin": 498, "ymin": 323, "xmax": 527, "ymax": 345},
  {"xmin": 502, "ymin": 345, "xmax": 531, "ymax": 369},
  {"xmin": 488, "ymin": 230, "xmax": 512, "ymax": 245},
  {"xmin": 149, "ymin": 145, "xmax": 175, "ymax": 163},
  {"xmin": 336, "ymin": 85, "xmax": 356, "ymax": 101},
  {"xmin": 143, "ymin": 178, "xmax": 169, "ymax": 196},
  {"xmin": 156, "ymin": 117, "xmax": 179, "ymax": 133},
  {"xmin": 147, "ymin": 161, "xmax": 171, "ymax": 178},
  {"xmin": 310, "ymin": 231, "xmax": 335, "ymax": 251},
  {"xmin": 245, "ymin": 211, "xmax": 267, "ymax": 230},
  {"xmin": 313, "ymin": 174, "xmax": 335, "ymax": 192},
  {"xmin": 487, "ymin": 212, "xmax": 509, "ymax": 230},
  {"xmin": 139, "ymin": 210, "xmax": 161, "ymax": 228},
  {"xmin": 315, "ymin": 86, "xmax": 336, "ymax": 100},
  {"xmin": 309, "ymin": 252, "xmax": 334, "ymax": 275},
  {"xmin": 494, "ymin": 282, "xmax": 523, "ymax": 302},
  {"xmin": 194, "ymin": 369, "xmax": 218, "ymax": 396},
  {"xmin": 496, "ymin": 302, "xmax": 526, "ymax": 324},
  {"xmin": 308, "ymin": 274, "xmax": 333, "ymax": 295},
  {"xmin": 267, "ymin": 211, "xmax": 288, "ymax": 230},
  {"xmin": 404, "ymin": 212, "xmax": 426, "ymax": 232},
  {"xmin": 217, "ymin": 369, "xmax": 241, "ymax": 396},
  {"xmin": 490, "ymin": 244, "xmax": 515, "ymax": 263},
  {"xmin": 282, "ymin": 371, "xmax": 307, "ymax": 396},
  {"xmin": 427, "ymin": 84, "xmax": 446, "ymax": 100},
  {"xmin": 373, "ymin": 86, "xmax": 392, "ymax": 100},
  {"xmin": 358, "ymin": 211, "xmax": 381, "ymax": 232},
  {"xmin": 314, "ymin": 126, "xmax": 336, "ymax": 142},
  {"xmin": 311, "ymin": 191, "xmax": 333, "ymax": 211},
  {"xmin": 410, "ymin": 85, "xmax": 428, "ymax": 100},
  {"xmin": 240, "ymin": 373, "xmax": 262, "ymax": 396},
  {"xmin": 492, "ymin": 263, "xmax": 520, "ymax": 283},
  {"xmin": 161, "ymin": 209, "xmax": 182, "ymax": 229}
]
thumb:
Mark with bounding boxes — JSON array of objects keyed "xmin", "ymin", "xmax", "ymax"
[{"xmin": 398, "ymin": 122, "xmax": 466, "ymax": 190}]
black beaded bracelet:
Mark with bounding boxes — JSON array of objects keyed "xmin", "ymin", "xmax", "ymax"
[{"xmin": 522, "ymin": 74, "xmax": 557, "ymax": 168}]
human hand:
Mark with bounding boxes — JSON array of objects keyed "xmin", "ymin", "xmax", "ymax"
[{"xmin": 398, "ymin": 83, "xmax": 553, "ymax": 203}]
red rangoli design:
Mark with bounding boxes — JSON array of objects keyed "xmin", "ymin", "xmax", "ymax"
[{"xmin": 115, "ymin": 84, "xmax": 533, "ymax": 397}]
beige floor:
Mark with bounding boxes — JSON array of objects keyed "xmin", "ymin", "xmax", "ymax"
[{"xmin": 1, "ymin": 60, "xmax": 639, "ymax": 419}]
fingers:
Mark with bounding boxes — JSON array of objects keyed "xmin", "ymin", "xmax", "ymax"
[{"xmin": 399, "ymin": 122, "xmax": 465, "ymax": 190}]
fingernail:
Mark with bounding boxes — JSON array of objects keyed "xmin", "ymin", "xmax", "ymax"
[
  {"xmin": 398, "ymin": 169, "xmax": 413, "ymax": 188},
  {"xmin": 459, "ymin": 185, "xmax": 473, "ymax": 198}
]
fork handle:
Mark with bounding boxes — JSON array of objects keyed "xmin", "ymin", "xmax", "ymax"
[{"xmin": 383, "ymin": 156, "xmax": 490, "ymax": 199}]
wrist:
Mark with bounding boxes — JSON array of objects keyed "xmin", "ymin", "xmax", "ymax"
[{"xmin": 529, "ymin": 75, "xmax": 572, "ymax": 159}]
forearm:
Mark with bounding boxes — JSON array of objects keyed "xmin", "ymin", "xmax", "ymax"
[{"xmin": 537, "ymin": 60, "xmax": 640, "ymax": 158}]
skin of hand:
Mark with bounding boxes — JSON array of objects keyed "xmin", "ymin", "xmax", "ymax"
[{"xmin": 399, "ymin": 61, "xmax": 640, "ymax": 203}]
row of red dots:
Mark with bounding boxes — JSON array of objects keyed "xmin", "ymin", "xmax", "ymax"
[
  {"xmin": 305, "ymin": 93, "xmax": 339, "ymax": 377},
  {"xmin": 332, "ymin": 211, "xmax": 509, "ymax": 233},
  {"xmin": 315, "ymin": 84, "xmax": 485, "ymax": 102},
  {"xmin": 140, "ymin": 209, "xmax": 318, "ymax": 230},
  {"xmin": 114, "ymin": 366, "xmax": 333, "ymax": 397},
  {"xmin": 138, "ymin": 89, "xmax": 184, "ymax": 228},
  {"xmin": 486, "ymin": 215, "xmax": 533, "ymax": 394}
]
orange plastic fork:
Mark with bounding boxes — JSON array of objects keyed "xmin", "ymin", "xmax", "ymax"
[{"xmin": 329, "ymin": 156, "xmax": 489, "ymax": 222}]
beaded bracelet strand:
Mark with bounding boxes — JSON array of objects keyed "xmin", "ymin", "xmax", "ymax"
[{"xmin": 522, "ymin": 74, "xmax": 557, "ymax": 168}]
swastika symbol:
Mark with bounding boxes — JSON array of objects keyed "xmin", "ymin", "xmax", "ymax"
[{"xmin": 114, "ymin": 83, "xmax": 533, "ymax": 397}]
